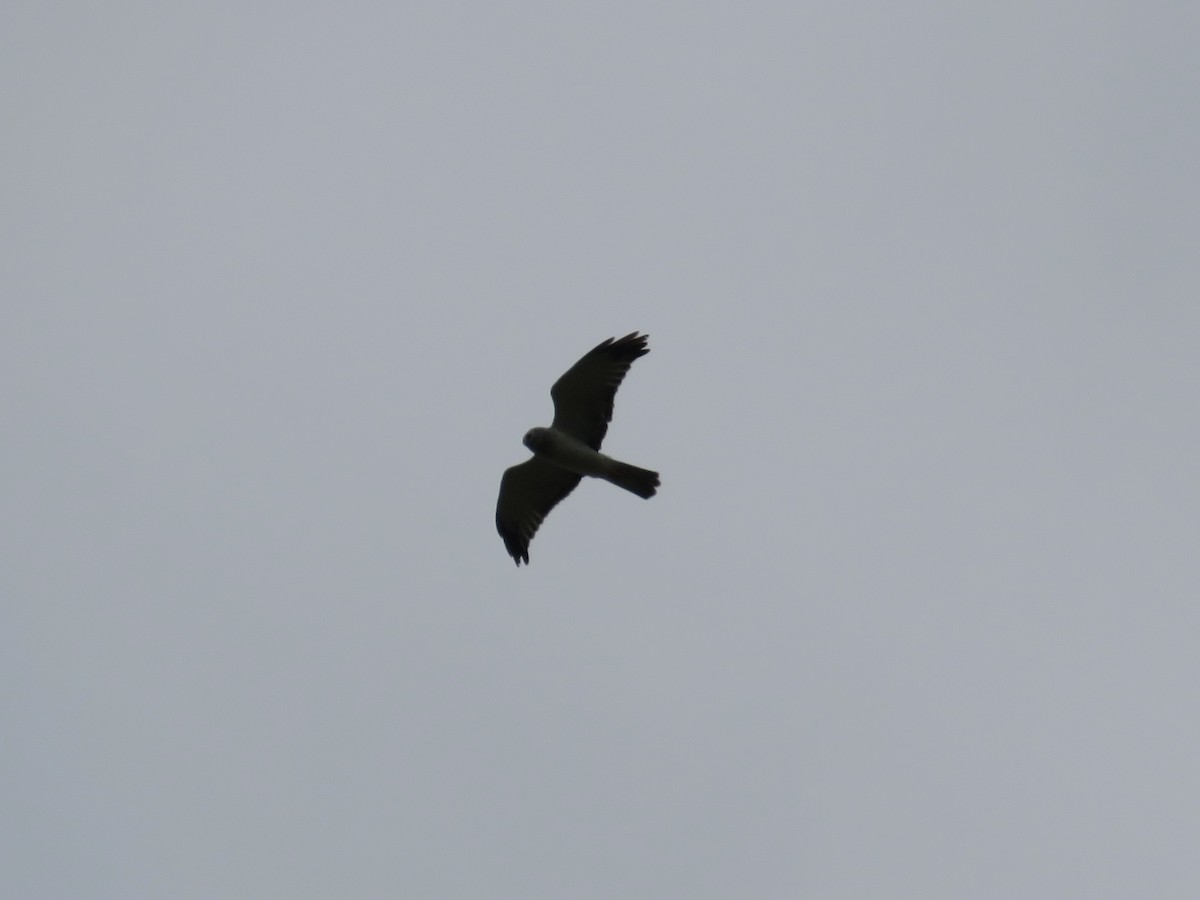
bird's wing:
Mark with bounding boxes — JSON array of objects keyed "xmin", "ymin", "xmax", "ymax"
[
  {"xmin": 550, "ymin": 332, "xmax": 649, "ymax": 450},
  {"xmin": 495, "ymin": 457, "xmax": 583, "ymax": 566}
]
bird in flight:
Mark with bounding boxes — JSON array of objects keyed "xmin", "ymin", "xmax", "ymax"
[{"xmin": 496, "ymin": 332, "xmax": 660, "ymax": 566}]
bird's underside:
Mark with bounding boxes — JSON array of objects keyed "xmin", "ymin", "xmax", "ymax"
[{"xmin": 495, "ymin": 332, "xmax": 659, "ymax": 566}]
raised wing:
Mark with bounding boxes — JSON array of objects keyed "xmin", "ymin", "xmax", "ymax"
[
  {"xmin": 550, "ymin": 332, "xmax": 650, "ymax": 449},
  {"xmin": 495, "ymin": 457, "xmax": 583, "ymax": 566}
]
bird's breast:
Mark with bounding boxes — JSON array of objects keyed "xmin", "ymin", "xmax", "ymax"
[{"xmin": 533, "ymin": 429, "xmax": 610, "ymax": 477}]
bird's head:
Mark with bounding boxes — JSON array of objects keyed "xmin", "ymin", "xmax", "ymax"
[{"xmin": 523, "ymin": 427, "xmax": 550, "ymax": 453}]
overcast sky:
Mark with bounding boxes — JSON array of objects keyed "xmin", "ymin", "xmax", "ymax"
[{"xmin": 4, "ymin": 3, "xmax": 1198, "ymax": 898}]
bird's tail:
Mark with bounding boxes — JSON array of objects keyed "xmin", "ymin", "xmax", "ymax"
[{"xmin": 607, "ymin": 461, "xmax": 660, "ymax": 499}]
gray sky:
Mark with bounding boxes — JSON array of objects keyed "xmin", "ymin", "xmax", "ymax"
[{"xmin": 4, "ymin": 3, "xmax": 1198, "ymax": 897}]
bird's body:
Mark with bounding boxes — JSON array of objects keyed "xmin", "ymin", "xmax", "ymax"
[
  {"xmin": 495, "ymin": 332, "xmax": 659, "ymax": 565},
  {"xmin": 523, "ymin": 426, "xmax": 659, "ymax": 498}
]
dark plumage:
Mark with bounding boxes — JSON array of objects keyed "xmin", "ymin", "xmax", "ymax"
[{"xmin": 495, "ymin": 333, "xmax": 659, "ymax": 566}]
